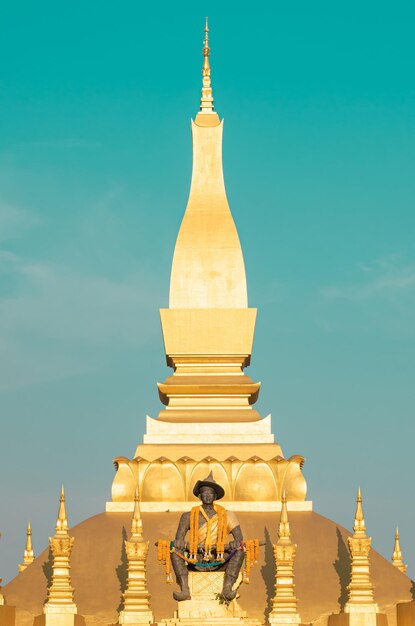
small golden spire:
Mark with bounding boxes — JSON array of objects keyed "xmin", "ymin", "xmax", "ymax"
[
  {"xmin": 56, "ymin": 485, "xmax": 68, "ymax": 535},
  {"xmin": 278, "ymin": 490, "xmax": 291, "ymax": 542},
  {"xmin": 18, "ymin": 521, "xmax": 35, "ymax": 572},
  {"xmin": 353, "ymin": 487, "xmax": 366, "ymax": 536},
  {"xmin": 45, "ymin": 486, "xmax": 77, "ymax": 611},
  {"xmin": 131, "ymin": 487, "xmax": 144, "ymax": 541},
  {"xmin": 200, "ymin": 17, "xmax": 214, "ymax": 113},
  {"xmin": 392, "ymin": 527, "xmax": 407, "ymax": 574}
]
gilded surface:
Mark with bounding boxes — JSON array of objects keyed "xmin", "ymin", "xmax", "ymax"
[
  {"xmin": 345, "ymin": 490, "xmax": 378, "ymax": 611},
  {"xmin": 109, "ymin": 17, "xmax": 307, "ymax": 515},
  {"xmin": 269, "ymin": 493, "xmax": 301, "ymax": 625}
]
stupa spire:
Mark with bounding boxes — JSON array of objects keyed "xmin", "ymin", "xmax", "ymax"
[
  {"xmin": 18, "ymin": 521, "xmax": 35, "ymax": 573},
  {"xmin": 118, "ymin": 486, "xmax": 153, "ymax": 625},
  {"xmin": 345, "ymin": 488, "xmax": 378, "ymax": 619},
  {"xmin": 278, "ymin": 491, "xmax": 291, "ymax": 543},
  {"xmin": 200, "ymin": 17, "xmax": 214, "ymax": 113},
  {"xmin": 269, "ymin": 492, "xmax": 301, "ymax": 626},
  {"xmin": 392, "ymin": 527, "xmax": 407, "ymax": 574},
  {"xmin": 353, "ymin": 486, "xmax": 366, "ymax": 536},
  {"xmin": 56, "ymin": 485, "xmax": 68, "ymax": 535},
  {"xmin": 131, "ymin": 488, "xmax": 144, "ymax": 541}
]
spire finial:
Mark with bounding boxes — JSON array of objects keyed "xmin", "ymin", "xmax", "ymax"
[
  {"xmin": 200, "ymin": 17, "xmax": 214, "ymax": 113},
  {"xmin": 353, "ymin": 486, "xmax": 366, "ymax": 536},
  {"xmin": 278, "ymin": 490, "xmax": 291, "ymax": 542},
  {"xmin": 56, "ymin": 485, "xmax": 68, "ymax": 535},
  {"xmin": 18, "ymin": 520, "xmax": 35, "ymax": 572},
  {"xmin": 392, "ymin": 526, "xmax": 407, "ymax": 574},
  {"xmin": 131, "ymin": 487, "xmax": 144, "ymax": 540}
]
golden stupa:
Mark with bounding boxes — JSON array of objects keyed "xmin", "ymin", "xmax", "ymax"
[{"xmin": 2, "ymin": 19, "xmax": 414, "ymax": 626}]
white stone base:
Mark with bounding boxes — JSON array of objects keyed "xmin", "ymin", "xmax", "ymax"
[
  {"xmin": 118, "ymin": 609, "xmax": 153, "ymax": 625},
  {"xmin": 345, "ymin": 604, "xmax": 379, "ymax": 626},
  {"xmin": 268, "ymin": 614, "xmax": 301, "ymax": 626},
  {"xmin": 34, "ymin": 606, "xmax": 85, "ymax": 626}
]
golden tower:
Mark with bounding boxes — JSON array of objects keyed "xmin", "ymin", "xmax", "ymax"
[
  {"xmin": 344, "ymin": 488, "xmax": 379, "ymax": 626},
  {"xmin": 18, "ymin": 521, "xmax": 35, "ymax": 573},
  {"xmin": 392, "ymin": 528, "xmax": 407, "ymax": 574},
  {"xmin": 269, "ymin": 492, "xmax": 301, "ymax": 626},
  {"xmin": 108, "ymin": 19, "xmax": 309, "ymax": 515},
  {"xmin": 34, "ymin": 487, "xmax": 84, "ymax": 626},
  {"xmin": 118, "ymin": 489, "xmax": 153, "ymax": 626}
]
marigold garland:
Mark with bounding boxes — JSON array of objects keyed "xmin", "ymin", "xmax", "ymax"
[
  {"xmin": 243, "ymin": 539, "xmax": 260, "ymax": 584},
  {"xmin": 189, "ymin": 504, "xmax": 227, "ymax": 560},
  {"xmin": 157, "ymin": 539, "xmax": 173, "ymax": 583}
]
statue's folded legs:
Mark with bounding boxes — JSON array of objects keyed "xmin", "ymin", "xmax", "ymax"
[{"xmin": 171, "ymin": 548, "xmax": 245, "ymax": 602}]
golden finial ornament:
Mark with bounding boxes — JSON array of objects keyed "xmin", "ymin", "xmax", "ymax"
[
  {"xmin": 131, "ymin": 487, "xmax": 144, "ymax": 540},
  {"xmin": 42, "ymin": 486, "xmax": 78, "ymax": 620},
  {"xmin": 200, "ymin": 17, "xmax": 214, "ymax": 113},
  {"xmin": 118, "ymin": 486, "xmax": 153, "ymax": 625},
  {"xmin": 18, "ymin": 521, "xmax": 35, "ymax": 573},
  {"xmin": 278, "ymin": 490, "xmax": 291, "ymax": 542},
  {"xmin": 392, "ymin": 527, "xmax": 407, "ymax": 574},
  {"xmin": 269, "ymin": 491, "xmax": 301, "ymax": 626},
  {"xmin": 56, "ymin": 485, "xmax": 68, "ymax": 535},
  {"xmin": 353, "ymin": 486, "xmax": 366, "ymax": 535},
  {"xmin": 345, "ymin": 487, "xmax": 379, "ymax": 620}
]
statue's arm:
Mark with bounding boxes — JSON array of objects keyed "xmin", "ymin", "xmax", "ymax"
[
  {"xmin": 174, "ymin": 512, "xmax": 191, "ymax": 551},
  {"xmin": 229, "ymin": 524, "xmax": 243, "ymax": 550}
]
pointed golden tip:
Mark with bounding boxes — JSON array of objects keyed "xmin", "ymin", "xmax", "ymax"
[
  {"xmin": 357, "ymin": 486, "xmax": 362, "ymax": 501},
  {"xmin": 203, "ymin": 17, "xmax": 210, "ymax": 57},
  {"xmin": 396, "ymin": 527, "xmax": 399, "ymax": 538},
  {"xmin": 60, "ymin": 485, "xmax": 65, "ymax": 500},
  {"xmin": 27, "ymin": 521, "xmax": 32, "ymax": 533},
  {"xmin": 200, "ymin": 17, "xmax": 214, "ymax": 113}
]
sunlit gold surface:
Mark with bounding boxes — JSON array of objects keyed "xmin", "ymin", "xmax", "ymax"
[
  {"xmin": 18, "ymin": 521, "xmax": 35, "ymax": 574},
  {"xmin": 269, "ymin": 492, "xmax": 301, "ymax": 626},
  {"xmin": 109, "ymin": 452, "xmax": 307, "ymax": 508},
  {"xmin": 108, "ymin": 19, "xmax": 308, "ymax": 514},
  {"xmin": 392, "ymin": 528, "xmax": 407, "ymax": 575},
  {"xmin": 329, "ymin": 490, "xmax": 384, "ymax": 626},
  {"xmin": 33, "ymin": 488, "xmax": 84, "ymax": 626},
  {"xmin": 118, "ymin": 490, "xmax": 153, "ymax": 626}
]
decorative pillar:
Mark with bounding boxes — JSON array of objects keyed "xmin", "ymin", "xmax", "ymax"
[
  {"xmin": 392, "ymin": 528, "xmax": 407, "ymax": 574},
  {"xmin": 118, "ymin": 489, "xmax": 153, "ymax": 626},
  {"xmin": 34, "ymin": 486, "xmax": 84, "ymax": 626},
  {"xmin": 18, "ymin": 521, "xmax": 35, "ymax": 573},
  {"xmin": 268, "ymin": 491, "xmax": 301, "ymax": 626},
  {"xmin": 342, "ymin": 488, "xmax": 380, "ymax": 626}
]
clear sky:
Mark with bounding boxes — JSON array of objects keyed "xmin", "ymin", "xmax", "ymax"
[{"xmin": 0, "ymin": 0, "xmax": 414, "ymax": 583}]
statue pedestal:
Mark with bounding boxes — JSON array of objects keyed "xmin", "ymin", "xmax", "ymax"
[
  {"xmin": 159, "ymin": 572, "xmax": 262, "ymax": 626},
  {"xmin": 328, "ymin": 607, "xmax": 387, "ymax": 626}
]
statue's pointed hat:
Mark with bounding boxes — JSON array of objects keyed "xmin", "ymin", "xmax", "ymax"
[{"xmin": 193, "ymin": 471, "xmax": 225, "ymax": 500}]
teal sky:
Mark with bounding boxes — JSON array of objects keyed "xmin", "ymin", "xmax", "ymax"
[{"xmin": 1, "ymin": 0, "xmax": 414, "ymax": 583}]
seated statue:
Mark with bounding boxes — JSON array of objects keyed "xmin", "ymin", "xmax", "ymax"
[{"xmin": 171, "ymin": 472, "xmax": 244, "ymax": 602}]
